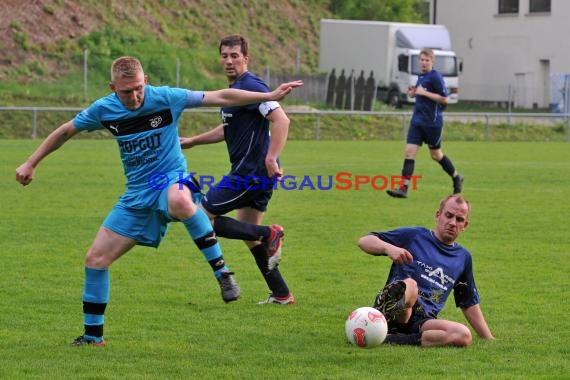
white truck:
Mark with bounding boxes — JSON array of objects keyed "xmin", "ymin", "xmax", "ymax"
[{"xmin": 319, "ymin": 19, "xmax": 461, "ymax": 108}]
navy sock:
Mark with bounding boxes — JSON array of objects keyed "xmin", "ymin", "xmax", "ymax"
[
  {"xmin": 438, "ymin": 155, "xmax": 456, "ymax": 177},
  {"xmin": 400, "ymin": 159, "xmax": 415, "ymax": 191},
  {"xmin": 250, "ymin": 244, "xmax": 290, "ymax": 297},
  {"xmin": 83, "ymin": 267, "xmax": 109, "ymax": 342},
  {"xmin": 214, "ymin": 215, "xmax": 269, "ymax": 242},
  {"xmin": 384, "ymin": 332, "xmax": 422, "ymax": 346}
]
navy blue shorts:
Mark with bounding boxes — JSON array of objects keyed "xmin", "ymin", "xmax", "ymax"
[
  {"xmin": 406, "ymin": 122, "xmax": 443, "ymax": 149},
  {"xmin": 201, "ymin": 177, "xmax": 273, "ymax": 215},
  {"xmin": 387, "ymin": 304, "xmax": 432, "ymax": 334}
]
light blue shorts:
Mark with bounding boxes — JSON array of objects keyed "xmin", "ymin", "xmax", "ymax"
[
  {"xmin": 102, "ymin": 202, "xmax": 170, "ymax": 248},
  {"xmin": 102, "ymin": 176, "xmax": 203, "ymax": 248}
]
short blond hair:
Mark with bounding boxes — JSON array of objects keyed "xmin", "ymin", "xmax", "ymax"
[
  {"xmin": 439, "ymin": 194, "xmax": 471, "ymax": 218},
  {"xmin": 111, "ymin": 56, "xmax": 143, "ymax": 81}
]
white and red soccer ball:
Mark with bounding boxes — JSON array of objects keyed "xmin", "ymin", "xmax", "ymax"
[{"xmin": 345, "ymin": 307, "xmax": 388, "ymax": 348}]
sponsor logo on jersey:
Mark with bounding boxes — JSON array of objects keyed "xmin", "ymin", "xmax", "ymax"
[{"xmin": 102, "ymin": 109, "xmax": 172, "ymax": 136}]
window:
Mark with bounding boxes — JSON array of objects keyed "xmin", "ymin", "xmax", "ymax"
[
  {"xmin": 398, "ymin": 55, "xmax": 409, "ymax": 73},
  {"xmin": 499, "ymin": 0, "xmax": 519, "ymax": 14},
  {"xmin": 411, "ymin": 55, "xmax": 458, "ymax": 77},
  {"xmin": 530, "ymin": 0, "xmax": 550, "ymax": 13}
]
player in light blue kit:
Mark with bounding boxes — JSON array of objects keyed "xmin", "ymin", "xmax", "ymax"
[
  {"xmin": 358, "ymin": 195, "xmax": 494, "ymax": 347},
  {"xmin": 15, "ymin": 56, "xmax": 302, "ymax": 346}
]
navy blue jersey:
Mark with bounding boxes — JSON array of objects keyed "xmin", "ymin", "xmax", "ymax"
[
  {"xmin": 220, "ymin": 72, "xmax": 280, "ymax": 179},
  {"xmin": 370, "ymin": 227, "xmax": 480, "ymax": 318},
  {"xmin": 410, "ymin": 70, "xmax": 447, "ymax": 128}
]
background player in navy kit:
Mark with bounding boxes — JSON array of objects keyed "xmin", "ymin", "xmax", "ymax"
[
  {"xmin": 387, "ymin": 48, "xmax": 463, "ymax": 198},
  {"xmin": 180, "ymin": 35, "xmax": 294, "ymax": 305},
  {"xmin": 358, "ymin": 194, "xmax": 494, "ymax": 347},
  {"xmin": 15, "ymin": 56, "xmax": 302, "ymax": 346}
]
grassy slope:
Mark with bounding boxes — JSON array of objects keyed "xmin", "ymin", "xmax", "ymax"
[{"xmin": 0, "ymin": 0, "xmax": 329, "ymax": 105}]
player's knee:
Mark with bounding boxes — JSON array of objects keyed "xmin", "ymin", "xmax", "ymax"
[
  {"xmin": 430, "ymin": 150, "xmax": 443, "ymax": 161},
  {"xmin": 168, "ymin": 193, "xmax": 196, "ymax": 219},
  {"xmin": 356, "ymin": 236, "xmax": 370, "ymax": 251},
  {"xmin": 402, "ymin": 278, "xmax": 418, "ymax": 293},
  {"xmin": 402, "ymin": 278, "xmax": 418, "ymax": 307},
  {"xmin": 402, "ymin": 278, "xmax": 417, "ymax": 288},
  {"xmin": 452, "ymin": 324, "xmax": 472, "ymax": 347},
  {"xmin": 85, "ymin": 249, "xmax": 112, "ymax": 268}
]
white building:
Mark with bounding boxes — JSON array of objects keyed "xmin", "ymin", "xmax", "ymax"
[{"xmin": 432, "ymin": 0, "xmax": 569, "ymax": 109}]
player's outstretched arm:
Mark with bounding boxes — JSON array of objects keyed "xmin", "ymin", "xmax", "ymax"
[
  {"xmin": 357, "ymin": 235, "xmax": 413, "ymax": 265},
  {"xmin": 462, "ymin": 304, "xmax": 495, "ymax": 340},
  {"xmin": 180, "ymin": 124, "xmax": 225, "ymax": 149},
  {"xmin": 268, "ymin": 80, "xmax": 304, "ymax": 100},
  {"xmin": 16, "ymin": 121, "xmax": 78, "ymax": 186},
  {"xmin": 202, "ymin": 80, "xmax": 303, "ymax": 107}
]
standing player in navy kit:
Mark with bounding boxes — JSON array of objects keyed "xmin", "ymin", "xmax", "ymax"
[
  {"xmin": 15, "ymin": 56, "xmax": 302, "ymax": 346},
  {"xmin": 387, "ymin": 48, "xmax": 463, "ymax": 198},
  {"xmin": 358, "ymin": 194, "xmax": 494, "ymax": 347},
  {"xmin": 180, "ymin": 35, "xmax": 294, "ymax": 305}
]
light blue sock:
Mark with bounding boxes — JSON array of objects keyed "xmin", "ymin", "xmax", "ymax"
[
  {"xmin": 83, "ymin": 267, "xmax": 109, "ymax": 341},
  {"xmin": 183, "ymin": 208, "xmax": 228, "ymax": 278}
]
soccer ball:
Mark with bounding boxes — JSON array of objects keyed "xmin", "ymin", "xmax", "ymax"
[{"xmin": 345, "ymin": 307, "xmax": 388, "ymax": 348}]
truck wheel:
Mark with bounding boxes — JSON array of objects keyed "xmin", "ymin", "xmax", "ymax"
[{"xmin": 388, "ymin": 91, "xmax": 401, "ymax": 108}]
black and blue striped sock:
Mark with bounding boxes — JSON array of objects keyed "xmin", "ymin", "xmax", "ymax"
[{"xmin": 82, "ymin": 267, "xmax": 109, "ymax": 343}]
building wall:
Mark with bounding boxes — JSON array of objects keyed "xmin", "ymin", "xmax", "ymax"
[{"xmin": 435, "ymin": 0, "xmax": 570, "ymax": 108}]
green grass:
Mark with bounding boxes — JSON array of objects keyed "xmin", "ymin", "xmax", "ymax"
[{"xmin": 1, "ymin": 140, "xmax": 569, "ymax": 379}]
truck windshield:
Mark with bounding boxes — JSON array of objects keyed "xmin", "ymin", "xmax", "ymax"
[{"xmin": 411, "ymin": 54, "xmax": 457, "ymax": 77}]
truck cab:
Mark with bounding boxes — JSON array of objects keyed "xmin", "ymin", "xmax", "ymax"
[{"xmin": 384, "ymin": 48, "xmax": 460, "ymax": 108}]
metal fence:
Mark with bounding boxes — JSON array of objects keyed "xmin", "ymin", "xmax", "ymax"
[
  {"xmin": 287, "ymin": 109, "xmax": 570, "ymax": 142},
  {"xmin": 1, "ymin": 106, "xmax": 569, "ymax": 142}
]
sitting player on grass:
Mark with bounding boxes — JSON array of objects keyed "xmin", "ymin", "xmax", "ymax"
[{"xmin": 357, "ymin": 194, "xmax": 494, "ymax": 347}]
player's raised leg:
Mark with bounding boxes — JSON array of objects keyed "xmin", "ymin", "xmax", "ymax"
[{"xmin": 169, "ymin": 184, "xmax": 240, "ymax": 302}]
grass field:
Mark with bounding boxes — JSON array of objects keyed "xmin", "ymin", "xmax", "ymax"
[{"xmin": 1, "ymin": 139, "xmax": 569, "ymax": 379}]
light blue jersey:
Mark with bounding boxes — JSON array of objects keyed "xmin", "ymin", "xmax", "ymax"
[{"xmin": 73, "ymin": 85, "xmax": 204, "ymax": 208}]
